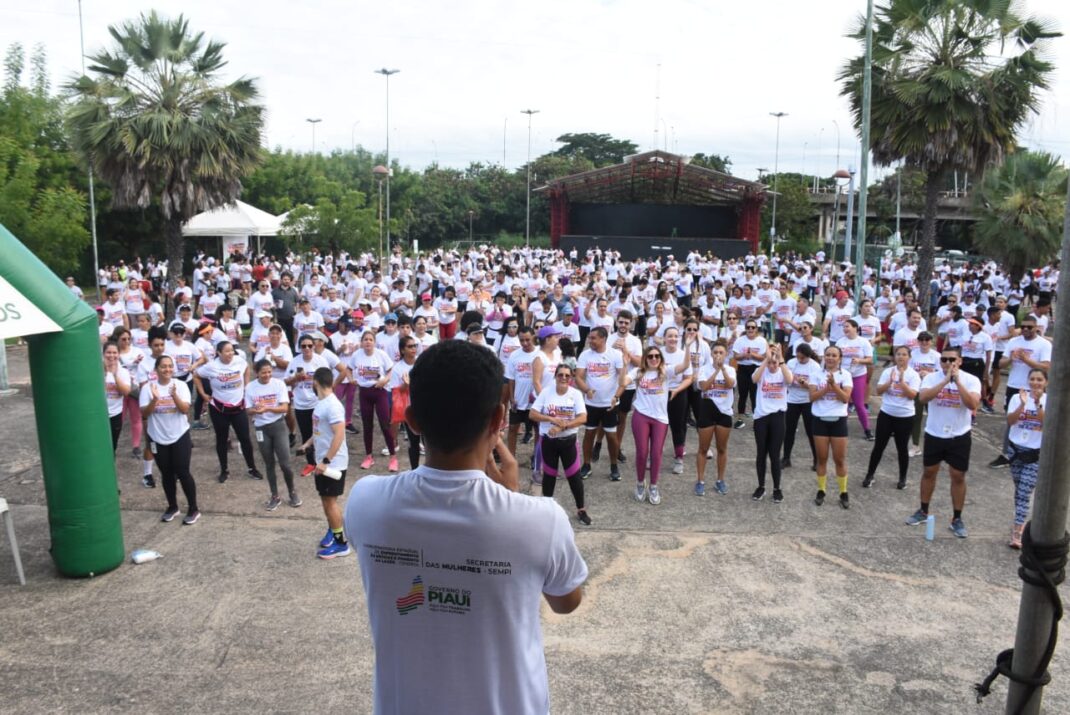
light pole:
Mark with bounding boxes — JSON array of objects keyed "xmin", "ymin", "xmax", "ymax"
[
  {"xmin": 854, "ymin": 0, "xmax": 875, "ymax": 307},
  {"xmin": 77, "ymin": 0, "xmax": 100, "ymax": 300},
  {"xmin": 814, "ymin": 127, "xmax": 824, "ymax": 192},
  {"xmin": 769, "ymin": 111, "xmax": 788, "ymax": 250},
  {"xmin": 350, "ymin": 120, "xmax": 360, "ymax": 152},
  {"xmin": 373, "ymin": 165, "xmax": 389, "ymax": 273},
  {"xmin": 375, "ymin": 68, "xmax": 400, "ymax": 256},
  {"xmin": 468, "ymin": 210, "xmax": 475, "ymax": 243},
  {"xmin": 843, "ymin": 166, "xmax": 857, "ymax": 264},
  {"xmin": 522, "ymin": 109, "xmax": 539, "ymax": 248},
  {"xmin": 503, "ymin": 117, "xmax": 508, "ymax": 166},
  {"xmin": 832, "ymin": 119, "xmax": 842, "ymax": 171},
  {"xmin": 832, "ymin": 168, "xmax": 851, "ymax": 259},
  {"xmin": 305, "ymin": 118, "xmax": 321, "ymax": 154}
]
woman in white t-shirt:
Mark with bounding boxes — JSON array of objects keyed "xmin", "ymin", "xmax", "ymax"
[
  {"xmin": 112, "ymin": 326, "xmax": 146, "ymax": 457},
  {"xmin": 783, "ymin": 342, "xmax": 820, "ymax": 471},
  {"xmin": 103, "ymin": 342, "xmax": 132, "ymax": 455},
  {"xmin": 1006, "ymin": 368, "xmax": 1047, "ymax": 549},
  {"xmin": 731, "ymin": 318, "xmax": 769, "ymax": 425},
  {"xmin": 530, "ymin": 364, "xmax": 591, "ymax": 525},
  {"xmin": 194, "ymin": 341, "xmax": 261, "ymax": 483},
  {"xmin": 139, "ymin": 355, "xmax": 199, "ymax": 525},
  {"xmin": 246, "ymin": 358, "xmax": 297, "ymax": 511},
  {"xmin": 350, "ymin": 330, "xmax": 397, "ymax": 472},
  {"xmin": 695, "ymin": 341, "xmax": 735, "ymax": 496},
  {"xmin": 388, "ymin": 336, "xmax": 421, "ymax": 469},
  {"xmin": 662, "ymin": 327, "xmax": 695, "ymax": 476},
  {"xmin": 863, "ymin": 346, "xmax": 921, "ymax": 490},
  {"xmin": 836, "ymin": 319, "xmax": 875, "ymax": 440},
  {"xmin": 497, "ymin": 317, "xmax": 522, "ymax": 366},
  {"xmin": 618, "ymin": 346, "xmax": 673, "ymax": 505},
  {"xmin": 808, "ymin": 345, "xmax": 854, "ymax": 508},
  {"xmin": 751, "ymin": 344, "xmax": 792, "ymax": 502}
]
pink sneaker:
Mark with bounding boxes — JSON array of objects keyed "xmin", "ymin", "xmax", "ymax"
[
  {"xmin": 361, "ymin": 455, "xmax": 374, "ymax": 470},
  {"xmin": 389, "ymin": 456, "xmax": 399, "ymax": 472}
]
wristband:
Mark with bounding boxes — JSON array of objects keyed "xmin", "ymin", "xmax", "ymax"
[{"xmin": 322, "ymin": 457, "xmax": 331, "ymax": 465}]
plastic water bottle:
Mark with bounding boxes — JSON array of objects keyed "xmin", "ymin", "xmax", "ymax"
[
  {"xmin": 323, "ymin": 466, "xmax": 343, "ymax": 480},
  {"xmin": 925, "ymin": 514, "xmax": 935, "ymax": 541},
  {"xmin": 131, "ymin": 549, "xmax": 162, "ymax": 564}
]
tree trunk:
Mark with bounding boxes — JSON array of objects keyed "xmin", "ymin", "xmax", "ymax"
[
  {"xmin": 915, "ymin": 169, "xmax": 943, "ymax": 313},
  {"xmin": 164, "ymin": 218, "xmax": 184, "ymax": 316}
]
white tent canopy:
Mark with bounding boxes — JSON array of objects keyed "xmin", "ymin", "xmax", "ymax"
[{"xmin": 181, "ymin": 200, "xmax": 281, "ymax": 237}]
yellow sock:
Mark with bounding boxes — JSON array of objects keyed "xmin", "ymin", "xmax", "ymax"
[
  {"xmin": 817, "ymin": 475, "xmax": 827, "ymax": 492},
  {"xmin": 837, "ymin": 475, "xmax": 848, "ymax": 494}
]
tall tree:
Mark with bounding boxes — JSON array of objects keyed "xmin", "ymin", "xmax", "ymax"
[
  {"xmin": 973, "ymin": 150, "xmax": 1067, "ymax": 279},
  {"xmin": 689, "ymin": 153, "xmax": 732, "ymax": 173},
  {"xmin": 552, "ymin": 133, "xmax": 637, "ymax": 167},
  {"xmin": 66, "ymin": 11, "xmax": 263, "ymax": 294},
  {"xmin": 839, "ymin": 0, "xmax": 1059, "ymax": 309}
]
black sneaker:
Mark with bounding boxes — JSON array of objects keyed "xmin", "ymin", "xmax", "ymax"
[
  {"xmin": 772, "ymin": 489, "xmax": 784, "ymax": 504},
  {"xmin": 840, "ymin": 493, "xmax": 850, "ymax": 509},
  {"xmin": 864, "ymin": 430, "xmax": 875, "ymax": 441},
  {"xmin": 862, "ymin": 474, "xmax": 874, "ymax": 489},
  {"xmin": 161, "ymin": 507, "xmax": 180, "ymax": 522},
  {"xmin": 288, "ymin": 432, "xmax": 296, "ymax": 447},
  {"xmin": 295, "ymin": 448, "xmax": 305, "ymax": 456},
  {"xmin": 618, "ymin": 451, "xmax": 627, "ymax": 464},
  {"xmin": 781, "ymin": 457, "xmax": 792, "ymax": 469},
  {"xmin": 609, "ymin": 465, "xmax": 621, "ymax": 482},
  {"xmin": 218, "ymin": 471, "xmax": 229, "ymax": 484},
  {"xmin": 522, "ymin": 430, "xmax": 534, "ymax": 445},
  {"xmin": 896, "ymin": 477, "xmax": 907, "ymax": 490},
  {"xmin": 577, "ymin": 510, "xmax": 592, "ymax": 526},
  {"xmin": 752, "ymin": 486, "xmax": 766, "ymax": 501},
  {"xmin": 734, "ymin": 419, "xmax": 746, "ymax": 430},
  {"xmin": 141, "ymin": 474, "xmax": 156, "ymax": 489},
  {"xmin": 592, "ymin": 441, "xmax": 602, "ymax": 462},
  {"xmin": 989, "ymin": 455, "xmax": 1010, "ymax": 469},
  {"xmin": 815, "ymin": 490, "xmax": 826, "ymax": 506},
  {"xmin": 579, "ymin": 463, "xmax": 592, "ymax": 480},
  {"xmin": 345, "ymin": 424, "xmax": 358, "ymax": 434},
  {"xmin": 248, "ymin": 468, "xmax": 264, "ymax": 480}
]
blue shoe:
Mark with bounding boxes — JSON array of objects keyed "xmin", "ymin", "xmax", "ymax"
[
  {"xmin": 319, "ymin": 528, "xmax": 334, "ymax": 549},
  {"xmin": 318, "ymin": 538, "xmax": 352, "ymax": 559},
  {"xmin": 949, "ymin": 518, "xmax": 968, "ymax": 539},
  {"xmin": 714, "ymin": 480, "xmax": 728, "ymax": 495},
  {"xmin": 694, "ymin": 481, "xmax": 706, "ymax": 496},
  {"xmin": 905, "ymin": 509, "xmax": 928, "ymax": 526}
]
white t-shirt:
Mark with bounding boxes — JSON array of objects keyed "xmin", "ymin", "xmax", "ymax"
[
  {"xmin": 104, "ymin": 367, "xmax": 131, "ymax": 418},
  {"xmin": 753, "ymin": 367, "xmax": 788, "ymax": 419},
  {"xmin": 1008, "ymin": 393, "xmax": 1045, "ymax": 450},
  {"xmin": 909, "ymin": 347, "xmax": 940, "ymax": 381},
  {"xmin": 836, "ymin": 336, "xmax": 872, "ymax": 378},
  {"xmin": 195, "ymin": 356, "xmax": 247, "ymax": 406},
  {"xmin": 810, "ymin": 368, "xmax": 852, "ymax": 419},
  {"xmin": 825, "ymin": 304, "xmax": 853, "ymax": 341},
  {"xmin": 140, "ymin": 379, "xmax": 191, "ymax": 446},
  {"xmin": 294, "ymin": 310, "xmax": 325, "ymax": 337},
  {"xmin": 255, "ymin": 343, "xmax": 293, "ymax": 381},
  {"xmin": 922, "ymin": 370, "xmax": 982, "ymax": 438},
  {"xmin": 312, "ymin": 393, "xmax": 348, "ymax": 471},
  {"xmin": 892, "ymin": 327, "xmax": 922, "ymax": 350},
  {"xmin": 287, "ymin": 353, "xmax": 331, "ymax": 410},
  {"xmin": 731, "ymin": 335, "xmax": 768, "ymax": 366},
  {"xmin": 877, "ymin": 366, "xmax": 921, "ymax": 418},
  {"xmin": 698, "ymin": 363, "xmax": 736, "ymax": 416},
  {"xmin": 576, "ymin": 348, "xmax": 623, "ymax": 408},
  {"xmin": 1005, "ymin": 336, "xmax": 1052, "ymax": 389},
  {"xmin": 786, "ymin": 358, "xmax": 820, "ymax": 404},
  {"xmin": 661, "ymin": 348, "xmax": 693, "ymax": 391},
  {"xmin": 531, "ymin": 385, "xmax": 587, "ymax": 438},
  {"xmin": 244, "ymin": 377, "xmax": 289, "ymax": 428},
  {"xmin": 164, "ymin": 340, "xmax": 201, "ymax": 379},
  {"xmin": 349, "ymin": 349, "xmax": 394, "ymax": 388},
  {"xmin": 609, "ymin": 332, "xmax": 643, "ymax": 391},
  {"xmin": 630, "ymin": 368, "xmax": 670, "ymax": 423},
  {"xmin": 345, "ymin": 465, "xmax": 587, "ymax": 715},
  {"xmin": 506, "ymin": 348, "xmax": 540, "ymax": 407},
  {"xmin": 961, "ymin": 330, "xmax": 993, "ymax": 361}
]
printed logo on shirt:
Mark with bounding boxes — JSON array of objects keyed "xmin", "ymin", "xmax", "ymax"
[
  {"xmin": 935, "ymin": 385, "xmax": 963, "ymax": 409},
  {"xmin": 1019, "ymin": 407, "xmax": 1042, "ymax": 431},
  {"xmin": 761, "ymin": 380, "xmax": 785, "ymax": 400},
  {"xmin": 586, "ymin": 362, "xmax": 611, "ymax": 378},
  {"xmin": 396, "ymin": 575, "xmax": 425, "ymax": 615},
  {"xmin": 358, "ymin": 365, "xmax": 382, "ymax": 381},
  {"xmin": 638, "ymin": 376, "xmax": 664, "ymax": 396},
  {"xmin": 252, "ymin": 393, "xmax": 278, "ymax": 410}
]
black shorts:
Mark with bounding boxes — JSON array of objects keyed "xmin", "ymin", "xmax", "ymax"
[
  {"xmin": 509, "ymin": 407, "xmax": 533, "ymax": 427},
  {"xmin": 695, "ymin": 398, "xmax": 732, "ymax": 429},
  {"xmin": 923, "ymin": 433, "xmax": 972, "ymax": 472},
  {"xmin": 991, "ymin": 352, "xmax": 1003, "ymax": 376},
  {"xmin": 812, "ymin": 415, "xmax": 848, "ymax": 438},
  {"xmin": 618, "ymin": 389, "xmax": 636, "ymax": 414},
  {"xmin": 961, "ymin": 357, "xmax": 985, "ymax": 380},
  {"xmin": 585, "ymin": 405, "xmax": 620, "ymax": 432},
  {"xmin": 315, "ymin": 468, "xmax": 347, "ymax": 498}
]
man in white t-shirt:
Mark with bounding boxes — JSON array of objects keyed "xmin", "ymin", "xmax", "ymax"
[
  {"xmin": 346, "ymin": 340, "xmax": 586, "ymax": 715},
  {"xmin": 991, "ymin": 315, "xmax": 1052, "ymax": 468},
  {"xmin": 575, "ymin": 326, "xmax": 626, "ymax": 482},
  {"xmin": 905, "ymin": 346, "xmax": 981, "ymax": 538}
]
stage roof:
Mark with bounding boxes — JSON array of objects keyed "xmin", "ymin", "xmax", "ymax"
[{"xmin": 537, "ymin": 150, "xmax": 767, "ymax": 206}]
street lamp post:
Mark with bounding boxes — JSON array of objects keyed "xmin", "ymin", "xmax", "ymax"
[
  {"xmin": 832, "ymin": 168, "xmax": 851, "ymax": 260},
  {"xmin": 769, "ymin": 111, "xmax": 788, "ymax": 251},
  {"xmin": 522, "ymin": 109, "xmax": 539, "ymax": 249},
  {"xmin": 77, "ymin": 0, "xmax": 100, "ymax": 301},
  {"xmin": 373, "ymin": 165, "xmax": 389, "ymax": 273},
  {"xmin": 375, "ymin": 68, "xmax": 400, "ymax": 257},
  {"xmin": 305, "ymin": 118, "xmax": 321, "ymax": 154},
  {"xmin": 351, "ymin": 120, "xmax": 360, "ymax": 152},
  {"xmin": 843, "ymin": 166, "xmax": 857, "ymax": 263},
  {"xmin": 854, "ymin": 0, "xmax": 875, "ymax": 307},
  {"xmin": 468, "ymin": 210, "xmax": 475, "ymax": 243}
]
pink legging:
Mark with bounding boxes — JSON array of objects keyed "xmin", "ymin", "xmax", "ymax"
[
  {"xmin": 122, "ymin": 395, "xmax": 143, "ymax": 448},
  {"xmin": 851, "ymin": 374, "xmax": 871, "ymax": 431},
  {"xmin": 359, "ymin": 386, "xmax": 396, "ymax": 455},
  {"xmin": 334, "ymin": 382, "xmax": 357, "ymax": 425},
  {"xmin": 631, "ymin": 411, "xmax": 669, "ymax": 485}
]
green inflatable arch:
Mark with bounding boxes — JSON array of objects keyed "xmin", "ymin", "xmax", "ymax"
[{"xmin": 0, "ymin": 223, "xmax": 124, "ymax": 577}]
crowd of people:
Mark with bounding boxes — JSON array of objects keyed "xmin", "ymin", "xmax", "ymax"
[{"xmin": 88, "ymin": 243, "xmax": 1057, "ymax": 556}]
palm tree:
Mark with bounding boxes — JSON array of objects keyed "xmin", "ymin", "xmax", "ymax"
[
  {"xmin": 973, "ymin": 150, "xmax": 1067, "ymax": 279},
  {"xmin": 839, "ymin": 0, "xmax": 1059, "ymax": 309},
  {"xmin": 66, "ymin": 11, "xmax": 263, "ymax": 296}
]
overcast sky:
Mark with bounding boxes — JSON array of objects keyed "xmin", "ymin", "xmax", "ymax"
[{"xmin": 3, "ymin": 0, "xmax": 1068, "ymax": 184}]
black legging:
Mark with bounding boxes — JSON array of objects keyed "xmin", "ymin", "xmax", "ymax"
[
  {"xmin": 783, "ymin": 401, "xmax": 815, "ymax": 464},
  {"xmin": 667, "ymin": 389, "xmax": 689, "ymax": 453},
  {"xmin": 865, "ymin": 411, "xmax": 913, "ymax": 480},
  {"xmin": 541, "ymin": 435, "xmax": 585, "ymax": 510},
  {"xmin": 193, "ymin": 381, "xmax": 212, "ymax": 421},
  {"xmin": 403, "ymin": 422, "xmax": 421, "ymax": 469},
  {"xmin": 154, "ymin": 431, "xmax": 198, "ymax": 514},
  {"xmin": 754, "ymin": 411, "xmax": 786, "ymax": 489},
  {"xmin": 295, "ymin": 408, "xmax": 316, "ymax": 466},
  {"xmin": 737, "ymin": 364, "xmax": 759, "ymax": 414},
  {"xmin": 110, "ymin": 414, "xmax": 122, "ymax": 454},
  {"xmin": 209, "ymin": 402, "xmax": 257, "ymax": 473}
]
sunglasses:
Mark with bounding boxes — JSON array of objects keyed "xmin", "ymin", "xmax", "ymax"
[
  {"xmin": 300, "ymin": 343, "xmax": 314, "ymax": 349},
  {"xmin": 746, "ymin": 325, "xmax": 758, "ymax": 330},
  {"xmin": 940, "ymin": 357, "xmax": 957, "ymax": 363},
  {"xmin": 646, "ymin": 353, "xmax": 662, "ymax": 360},
  {"xmin": 685, "ymin": 328, "xmax": 698, "ymax": 333}
]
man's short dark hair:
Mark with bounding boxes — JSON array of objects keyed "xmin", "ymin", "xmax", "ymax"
[
  {"xmin": 410, "ymin": 341, "xmax": 502, "ymax": 454},
  {"xmin": 589, "ymin": 326, "xmax": 608, "ymax": 341}
]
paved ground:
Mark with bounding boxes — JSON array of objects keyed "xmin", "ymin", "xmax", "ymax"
[{"xmin": 1, "ymin": 342, "xmax": 1067, "ymax": 714}]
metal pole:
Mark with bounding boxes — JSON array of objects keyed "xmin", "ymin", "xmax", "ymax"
[
  {"xmin": 844, "ymin": 169, "xmax": 856, "ymax": 264},
  {"xmin": 78, "ymin": 0, "xmax": 100, "ymax": 302},
  {"xmin": 895, "ymin": 164, "xmax": 902, "ymax": 245},
  {"xmin": 522, "ymin": 109, "xmax": 539, "ymax": 248},
  {"xmin": 376, "ymin": 69, "xmax": 399, "ymax": 256},
  {"xmin": 814, "ymin": 128, "xmax": 824, "ymax": 192},
  {"xmin": 770, "ymin": 112, "xmax": 787, "ymax": 249},
  {"xmin": 503, "ymin": 117, "xmax": 507, "ymax": 166},
  {"xmin": 1004, "ymin": 180, "xmax": 1070, "ymax": 715},
  {"xmin": 377, "ymin": 179, "xmax": 384, "ymax": 273},
  {"xmin": 832, "ymin": 187, "xmax": 842, "ymax": 257},
  {"xmin": 305, "ymin": 118, "xmax": 321, "ymax": 154},
  {"xmin": 854, "ymin": 0, "xmax": 874, "ymax": 306}
]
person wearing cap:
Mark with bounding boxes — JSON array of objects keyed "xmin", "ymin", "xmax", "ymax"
[
  {"xmin": 330, "ymin": 316, "xmax": 362, "ymax": 433},
  {"xmin": 197, "ymin": 283, "xmax": 224, "ymax": 321},
  {"xmin": 215, "ymin": 304, "xmax": 241, "ymax": 345},
  {"xmin": 434, "ymin": 286, "xmax": 459, "ymax": 341},
  {"xmin": 388, "ymin": 278, "xmax": 415, "ymax": 317},
  {"xmin": 294, "ymin": 298, "xmax": 325, "ymax": 341},
  {"xmin": 553, "ymin": 303, "xmax": 580, "ymax": 344},
  {"xmin": 822, "ymin": 290, "xmax": 854, "ymax": 343},
  {"xmin": 528, "ymin": 324, "xmax": 563, "ymax": 481},
  {"xmin": 465, "ymin": 322, "xmax": 495, "ymax": 352},
  {"xmin": 319, "ymin": 285, "xmax": 351, "ymax": 334},
  {"xmin": 176, "ymin": 304, "xmax": 198, "ymax": 334},
  {"xmin": 484, "ymin": 292, "xmax": 511, "ymax": 347},
  {"xmin": 248, "ymin": 278, "xmax": 276, "ymax": 317},
  {"xmin": 960, "ymin": 318, "xmax": 993, "ymax": 407},
  {"xmin": 190, "ymin": 321, "xmax": 219, "ymax": 429},
  {"xmin": 164, "ymin": 321, "xmax": 205, "ymax": 401},
  {"xmin": 413, "ymin": 292, "xmax": 440, "ymax": 334},
  {"xmin": 908, "ymin": 331, "xmax": 940, "ymax": 456},
  {"xmin": 248, "ymin": 310, "xmax": 277, "ymax": 355}
]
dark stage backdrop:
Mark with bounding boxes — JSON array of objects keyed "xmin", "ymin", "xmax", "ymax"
[
  {"xmin": 570, "ymin": 203, "xmax": 737, "ymax": 238},
  {"xmin": 561, "ymin": 235, "xmax": 751, "ymax": 262}
]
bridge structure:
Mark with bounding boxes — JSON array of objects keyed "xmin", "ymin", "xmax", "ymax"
[{"xmin": 808, "ymin": 186, "xmax": 979, "ymax": 244}]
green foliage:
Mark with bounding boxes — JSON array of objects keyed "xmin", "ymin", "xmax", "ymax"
[
  {"xmin": 690, "ymin": 153, "xmax": 732, "ymax": 173},
  {"xmin": 0, "ymin": 44, "xmax": 89, "ymax": 275},
  {"xmin": 973, "ymin": 151, "xmax": 1067, "ymax": 278},
  {"xmin": 761, "ymin": 175, "xmax": 815, "ymax": 243},
  {"xmin": 839, "ymin": 0, "xmax": 1060, "ymax": 307},
  {"xmin": 551, "ymin": 133, "xmax": 638, "ymax": 167},
  {"xmin": 65, "ymin": 11, "xmax": 265, "ymax": 284}
]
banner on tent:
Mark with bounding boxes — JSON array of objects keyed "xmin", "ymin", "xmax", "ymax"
[
  {"xmin": 223, "ymin": 236, "xmax": 250, "ymax": 256},
  {"xmin": 0, "ymin": 275, "xmax": 62, "ymax": 339}
]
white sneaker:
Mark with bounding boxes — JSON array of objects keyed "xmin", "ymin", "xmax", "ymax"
[
  {"xmin": 706, "ymin": 448, "xmax": 714, "ymax": 459},
  {"xmin": 908, "ymin": 446, "xmax": 922, "ymax": 457},
  {"xmin": 634, "ymin": 483, "xmax": 646, "ymax": 502},
  {"xmin": 648, "ymin": 485, "xmax": 662, "ymax": 505},
  {"xmin": 672, "ymin": 458, "xmax": 684, "ymax": 475},
  {"xmin": 381, "ymin": 447, "xmax": 390, "ymax": 456}
]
